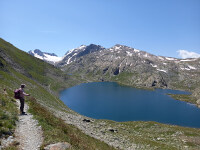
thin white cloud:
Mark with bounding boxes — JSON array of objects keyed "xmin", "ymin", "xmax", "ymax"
[{"xmin": 177, "ymin": 50, "xmax": 200, "ymax": 59}]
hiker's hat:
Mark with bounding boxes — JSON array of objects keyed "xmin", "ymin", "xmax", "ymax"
[{"xmin": 21, "ymin": 84, "xmax": 26, "ymax": 88}]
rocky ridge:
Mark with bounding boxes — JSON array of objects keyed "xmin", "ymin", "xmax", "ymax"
[
  {"xmin": 57, "ymin": 44, "xmax": 105, "ymax": 66},
  {"xmin": 61, "ymin": 44, "xmax": 200, "ymax": 90}
]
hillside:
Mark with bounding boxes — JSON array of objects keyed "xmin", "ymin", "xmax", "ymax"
[
  {"xmin": 1, "ymin": 38, "xmax": 200, "ymax": 150},
  {"xmin": 0, "ymin": 38, "xmax": 114, "ymax": 149}
]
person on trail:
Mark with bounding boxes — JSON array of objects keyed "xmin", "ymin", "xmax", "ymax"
[
  {"xmin": 3, "ymin": 88, "xmax": 7, "ymax": 95},
  {"xmin": 19, "ymin": 84, "xmax": 30, "ymax": 115}
]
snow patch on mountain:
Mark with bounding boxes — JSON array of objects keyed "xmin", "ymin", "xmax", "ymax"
[
  {"xmin": 188, "ymin": 65, "xmax": 196, "ymax": 70},
  {"xmin": 126, "ymin": 51, "xmax": 133, "ymax": 57},
  {"xmin": 134, "ymin": 49, "xmax": 140, "ymax": 53},
  {"xmin": 67, "ymin": 57, "xmax": 72, "ymax": 64},
  {"xmin": 165, "ymin": 57, "xmax": 177, "ymax": 61},
  {"xmin": 28, "ymin": 49, "xmax": 62, "ymax": 64},
  {"xmin": 158, "ymin": 56, "xmax": 164, "ymax": 60},
  {"xmin": 33, "ymin": 52, "xmax": 43, "ymax": 60},
  {"xmin": 157, "ymin": 69, "xmax": 167, "ymax": 73},
  {"xmin": 180, "ymin": 67, "xmax": 191, "ymax": 71},
  {"xmin": 65, "ymin": 45, "xmax": 86, "ymax": 56},
  {"xmin": 150, "ymin": 63, "xmax": 157, "ymax": 68},
  {"xmin": 43, "ymin": 54, "xmax": 63, "ymax": 62}
]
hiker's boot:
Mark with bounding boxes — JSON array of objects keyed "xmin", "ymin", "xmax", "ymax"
[{"xmin": 21, "ymin": 112, "xmax": 27, "ymax": 115}]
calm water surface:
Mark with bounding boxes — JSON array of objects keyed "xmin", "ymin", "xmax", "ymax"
[{"xmin": 60, "ymin": 82, "xmax": 200, "ymax": 128}]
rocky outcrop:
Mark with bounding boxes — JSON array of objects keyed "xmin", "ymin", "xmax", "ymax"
[
  {"xmin": 146, "ymin": 75, "xmax": 168, "ymax": 88},
  {"xmin": 192, "ymin": 87, "xmax": 200, "ymax": 107}
]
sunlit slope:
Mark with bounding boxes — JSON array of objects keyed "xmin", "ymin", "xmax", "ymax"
[
  {"xmin": 0, "ymin": 38, "xmax": 115, "ymax": 149},
  {"xmin": 0, "ymin": 38, "xmax": 79, "ymax": 109}
]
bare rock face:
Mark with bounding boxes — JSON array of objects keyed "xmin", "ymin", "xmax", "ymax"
[
  {"xmin": 44, "ymin": 142, "xmax": 71, "ymax": 150},
  {"xmin": 146, "ymin": 75, "xmax": 167, "ymax": 88}
]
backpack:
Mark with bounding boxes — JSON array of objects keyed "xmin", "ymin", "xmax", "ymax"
[{"xmin": 14, "ymin": 89, "xmax": 21, "ymax": 99}]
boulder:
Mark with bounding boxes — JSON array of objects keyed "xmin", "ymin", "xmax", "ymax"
[
  {"xmin": 196, "ymin": 99, "xmax": 200, "ymax": 105},
  {"xmin": 83, "ymin": 119, "xmax": 91, "ymax": 122},
  {"xmin": 44, "ymin": 142, "xmax": 71, "ymax": 150},
  {"xmin": 108, "ymin": 128, "xmax": 118, "ymax": 133}
]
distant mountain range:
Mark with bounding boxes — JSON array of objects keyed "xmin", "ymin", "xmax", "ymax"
[
  {"xmin": 28, "ymin": 44, "xmax": 200, "ymax": 95},
  {"xmin": 28, "ymin": 44, "xmax": 105, "ymax": 65},
  {"xmin": 28, "ymin": 49, "xmax": 62, "ymax": 65},
  {"xmin": 29, "ymin": 44, "xmax": 200, "ymax": 67}
]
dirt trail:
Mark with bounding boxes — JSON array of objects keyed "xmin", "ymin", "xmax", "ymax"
[{"xmin": 15, "ymin": 101, "xmax": 43, "ymax": 150}]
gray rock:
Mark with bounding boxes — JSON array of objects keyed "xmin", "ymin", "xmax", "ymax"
[
  {"xmin": 83, "ymin": 119, "xmax": 91, "ymax": 122},
  {"xmin": 108, "ymin": 128, "xmax": 118, "ymax": 133},
  {"xmin": 196, "ymin": 99, "xmax": 200, "ymax": 105},
  {"xmin": 44, "ymin": 142, "xmax": 71, "ymax": 150}
]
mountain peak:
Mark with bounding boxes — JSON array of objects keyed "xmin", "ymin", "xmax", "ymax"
[
  {"xmin": 85, "ymin": 44, "xmax": 105, "ymax": 51},
  {"xmin": 28, "ymin": 49, "xmax": 62, "ymax": 64},
  {"xmin": 114, "ymin": 44, "xmax": 122, "ymax": 47},
  {"xmin": 29, "ymin": 49, "xmax": 44, "ymax": 57},
  {"xmin": 58, "ymin": 44, "xmax": 105, "ymax": 66}
]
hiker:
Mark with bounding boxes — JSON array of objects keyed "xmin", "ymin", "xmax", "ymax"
[
  {"xmin": 18, "ymin": 84, "xmax": 30, "ymax": 115},
  {"xmin": 3, "ymin": 88, "xmax": 7, "ymax": 95}
]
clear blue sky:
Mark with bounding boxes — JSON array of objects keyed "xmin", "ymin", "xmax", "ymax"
[{"xmin": 0, "ymin": 0, "xmax": 200, "ymax": 57}]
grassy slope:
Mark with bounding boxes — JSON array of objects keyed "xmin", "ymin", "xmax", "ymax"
[
  {"xmin": 0, "ymin": 89, "xmax": 18, "ymax": 141},
  {"xmin": 0, "ymin": 38, "xmax": 114, "ymax": 149}
]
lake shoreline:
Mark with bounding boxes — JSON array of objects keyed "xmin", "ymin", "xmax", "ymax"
[
  {"xmin": 54, "ymin": 81, "xmax": 200, "ymax": 149},
  {"xmin": 60, "ymin": 82, "xmax": 200, "ymax": 128}
]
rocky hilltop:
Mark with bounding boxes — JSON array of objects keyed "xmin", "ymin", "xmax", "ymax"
[{"xmin": 57, "ymin": 44, "xmax": 105, "ymax": 66}]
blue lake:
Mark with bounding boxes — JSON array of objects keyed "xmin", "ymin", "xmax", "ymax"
[{"xmin": 60, "ymin": 82, "xmax": 200, "ymax": 128}]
